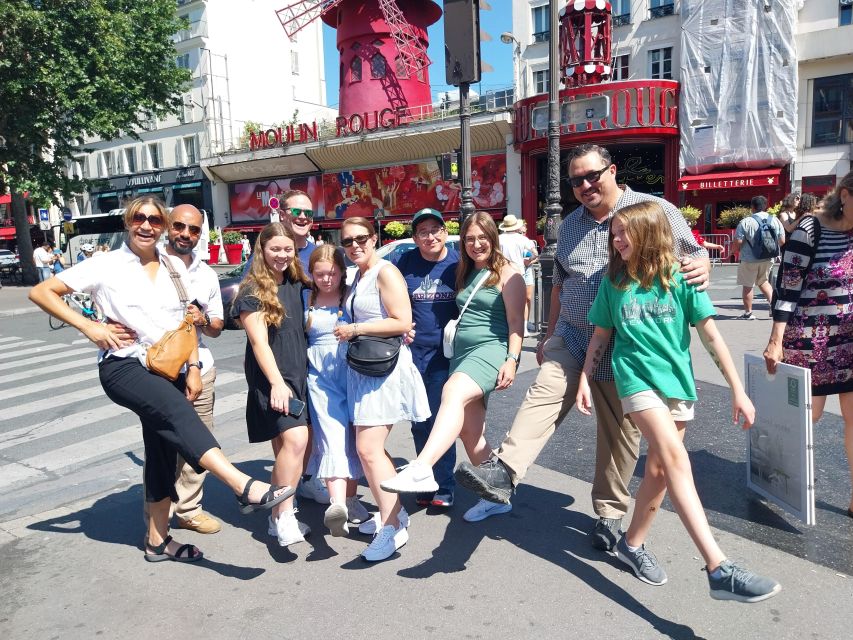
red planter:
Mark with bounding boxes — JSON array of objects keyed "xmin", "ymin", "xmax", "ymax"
[
  {"xmin": 208, "ymin": 244, "xmax": 220, "ymax": 264},
  {"xmin": 224, "ymin": 244, "xmax": 242, "ymax": 264}
]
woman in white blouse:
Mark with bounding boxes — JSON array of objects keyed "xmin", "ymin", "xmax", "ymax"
[{"xmin": 30, "ymin": 197, "xmax": 294, "ymax": 563}]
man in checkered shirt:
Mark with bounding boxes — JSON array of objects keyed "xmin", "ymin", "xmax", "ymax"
[{"xmin": 456, "ymin": 144, "xmax": 709, "ymax": 546}]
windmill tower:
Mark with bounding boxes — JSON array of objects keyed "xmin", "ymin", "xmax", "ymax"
[{"xmin": 277, "ymin": 0, "xmax": 442, "ymax": 121}]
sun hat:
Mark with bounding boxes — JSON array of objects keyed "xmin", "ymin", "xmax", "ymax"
[{"xmin": 498, "ymin": 214, "xmax": 524, "ymax": 232}]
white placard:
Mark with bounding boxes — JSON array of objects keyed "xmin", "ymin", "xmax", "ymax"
[{"xmin": 744, "ymin": 354, "xmax": 815, "ymax": 525}]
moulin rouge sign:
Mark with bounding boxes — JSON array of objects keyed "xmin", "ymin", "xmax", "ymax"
[{"xmin": 249, "ymin": 107, "xmax": 410, "ymax": 152}]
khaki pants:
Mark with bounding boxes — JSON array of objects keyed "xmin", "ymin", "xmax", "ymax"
[
  {"xmin": 143, "ymin": 367, "xmax": 216, "ymax": 524},
  {"xmin": 495, "ymin": 336, "xmax": 640, "ymax": 519}
]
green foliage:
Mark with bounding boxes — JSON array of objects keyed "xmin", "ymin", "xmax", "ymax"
[
  {"xmin": 767, "ymin": 202, "xmax": 782, "ymax": 216},
  {"xmin": 536, "ymin": 216, "xmax": 546, "ymax": 233},
  {"xmin": 679, "ymin": 205, "xmax": 702, "ymax": 226},
  {"xmin": 209, "ymin": 228, "xmax": 220, "ymax": 243},
  {"xmin": 717, "ymin": 206, "xmax": 752, "ymax": 228},
  {"xmin": 222, "ymin": 231, "xmax": 243, "ymax": 245},
  {"xmin": 445, "ymin": 220, "xmax": 460, "ymax": 235},
  {"xmin": 383, "ymin": 221, "xmax": 406, "ymax": 239},
  {"xmin": 0, "ymin": 0, "xmax": 191, "ymax": 202}
]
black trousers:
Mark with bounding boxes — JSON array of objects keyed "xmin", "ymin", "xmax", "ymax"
[{"xmin": 99, "ymin": 357, "xmax": 220, "ymax": 503}]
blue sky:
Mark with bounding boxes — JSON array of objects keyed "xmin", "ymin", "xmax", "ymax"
[{"xmin": 322, "ymin": 2, "xmax": 514, "ymax": 108}]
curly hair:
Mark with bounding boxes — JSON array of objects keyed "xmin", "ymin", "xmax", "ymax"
[
  {"xmin": 236, "ymin": 220, "xmax": 309, "ymax": 327},
  {"xmin": 796, "ymin": 192, "xmax": 817, "ymax": 217},
  {"xmin": 456, "ymin": 212, "xmax": 508, "ymax": 292},
  {"xmin": 820, "ymin": 170, "xmax": 853, "ymax": 221},
  {"xmin": 305, "ymin": 243, "xmax": 348, "ymax": 330},
  {"xmin": 607, "ymin": 201, "xmax": 678, "ymax": 293}
]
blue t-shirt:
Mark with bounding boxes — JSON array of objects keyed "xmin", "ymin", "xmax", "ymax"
[{"xmin": 394, "ymin": 247, "xmax": 460, "ymax": 373}]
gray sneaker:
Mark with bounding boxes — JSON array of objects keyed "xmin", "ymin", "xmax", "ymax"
[
  {"xmin": 590, "ymin": 517, "xmax": 622, "ymax": 551},
  {"xmin": 615, "ymin": 536, "xmax": 668, "ymax": 586},
  {"xmin": 707, "ymin": 560, "xmax": 781, "ymax": 603}
]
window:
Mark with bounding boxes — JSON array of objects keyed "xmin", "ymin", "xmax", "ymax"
[
  {"xmin": 612, "ymin": 54, "xmax": 629, "ymax": 80},
  {"xmin": 812, "ymin": 74, "xmax": 853, "ymax": 146},
  {"xmin": 649, "ymin": 0, "xmax": 675, "ymax": 19},
  {"xmin": 72, "ymin": 156, "xmax": 88, "ymax": 180},
  {"xmin": 533, "ymin": 69, "xmax": 550, "ymax": 94},
  {"xmin": 176, "ymin": 53, "xmax": 190, "ymax": 70},
  {"xmin": 147, "ymin": 143, "xmax": 161, "ymax": 169},
  {"xmin": 649, "ymin": 47, "xmax": 673, "ymax": 79},
  {"xmin": 291, "ymin": 50, "xmax": 299, "ymax": 75},
  {"xmin": 612, "ymin": 0, "xmax": 631, "ymax": 26},
  {"xmin": 124, "ymin": 148, "xmax": 136, "ymax": 174},
  {"xmin": 370, "ymin": 54, "xmax": 386, "ymax": 79},
  {"xmin": 183, "ymin": 136, "xmax": 197, "ymax": 165},
  {"xmin": 102, "ymin": 151, "xmax": 114, "ymax": 176},
  {"xmin": 350, "ymin": 56, "xmax": 362, "ymax": 82},
  {"xmin": 842, "ymin": 1, "xmax": 852, "ymax": 26},
  {"xmin": 395, "ymin": 55, "xmax": 407, "ymax": 78},
  {"xmin": 532, "ymin": 5, "xmax": 549, "ymax": 42}
]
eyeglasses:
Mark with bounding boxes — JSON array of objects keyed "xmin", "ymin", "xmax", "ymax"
[
  {"xmin": 415, "ymin": 227, "xmax": 445, "ymax": 240},
  {"xmin": 464, "ymin": 234, "xmax": 489, "ymax": 245},
  {"xmin": 568, "ymin": 166, "xmax": 611, "ymax": 189},
  {"xmin": 340, "ymin": 234, "xmax": 371, "ymax": 248},
  {"xmin": 171, "ymin": 221, "xmax": 201, "ymax": 236},
  {"xmin": 287, "ymin": 207, "xmax": 314, "ymax": 218},
  {"xmin": 130, "ymin": 212, "xmax": 165, "ymax": 228}
]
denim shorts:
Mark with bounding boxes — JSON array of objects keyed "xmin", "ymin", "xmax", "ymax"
[{"xmin": 620, "ymin": 389, "xmax": 695, "ymax": 422}]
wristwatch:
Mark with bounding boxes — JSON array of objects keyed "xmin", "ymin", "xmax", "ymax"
[
  {"xmin": 202, "ymin": 312, "xmax": 211, "ymax": 327},
  {"xmin": 506, "ymin": 352, "xmax": 520, "ymax": 365},
  {"xmin": 187, "ymin": 361, "xmax": 203, "ymax": 370}
]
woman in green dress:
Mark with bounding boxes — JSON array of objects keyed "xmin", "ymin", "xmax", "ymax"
[{"xmin": 381, "ymin": 212, "xmax": 526, "ymax": 519}]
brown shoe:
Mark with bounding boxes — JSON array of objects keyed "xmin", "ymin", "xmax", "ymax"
[{"xmin": 176, "ymin": 512, "xmax": 221, "ymax": 534}]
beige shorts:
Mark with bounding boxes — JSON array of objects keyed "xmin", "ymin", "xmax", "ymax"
[
  {"xmin": 621, "ymin": 389, "xmax": 695, "ymax": 422},
  {"xmin": 737, "ymin": 260, "xmax": 773, "ymax": 287}
]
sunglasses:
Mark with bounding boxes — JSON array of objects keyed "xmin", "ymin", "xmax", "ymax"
[
  {"xmin": 568, "ymin": 166, "xmax": 610, "ymax": 188},
  {"xmin": 287, "ymin": 207, "xmax": 314, "ymax": 218},
  {"xmin": 171, "ymin": 221, "xmax": 201, "ymax": 236},
  {"xmin": 130, "ymin": 212, "xmax": 165, "ymax": 228},
  {"xmin": 340, "ymin": 234, "xmax": 371, "ymax": 248}
]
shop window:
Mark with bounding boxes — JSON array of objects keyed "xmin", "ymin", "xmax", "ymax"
[
  {"xmin": 649, "ymin": 0, "xmax": 675, "ymax": 20},
  {"xmin": 532, "ymin": 5, "xmax": 549, "ymax": 42},
  {"xmin": 812, "ymin": 73, "xmax": 853, "ymax": 146},
  {"xmin": 533, "ymin": 69, "xmax": 549, "ymax": 94},
  {"xmin": 350, "ymin": 56, "xmax": 362, "ymax": 83},
  {"xmin": 648, "ymin": 47, "xmax": 672, "ymax": 79},
  {"xmin": 841, "ymin": 1, "xmax": 852, "ymax": 27},
  {"xmin": 612, "ymin": 0, "xmax": 631, "ymax": 26},
  {"xmin": 371, "ymin": 54, "xmax": 386, "ymax": 79},
  {"xmin": 612, "ymin": 54, "xmax": 630, "ymax": 80},
  {"xmin": 124, "ymin": 148, "xmax": 137, "ymax": 174}
]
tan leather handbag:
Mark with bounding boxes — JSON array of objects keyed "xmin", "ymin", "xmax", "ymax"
[{"xmin": 146, "ymin": 256, "xmax": 197, "ymax": 381}]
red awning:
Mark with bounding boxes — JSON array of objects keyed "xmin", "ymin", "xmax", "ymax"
[
  {"xmin": 678, "ymin": 168, "xmax": 783, "ymax": 192},
  {"xmin": 0, "ymin": 226, "xmax": 15, "ymax": 239}
]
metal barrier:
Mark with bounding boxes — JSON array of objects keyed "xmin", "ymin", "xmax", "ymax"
[
  {"xmin": 702, "ymin": 233, "xmax": 731, "ymax": 264},
  {"xmin": 530, "ymin": 262, "xmax": 544, "ymax": 333}
]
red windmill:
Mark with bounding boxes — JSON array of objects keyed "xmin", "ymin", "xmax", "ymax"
[
  {"xmin": 276, "ymin": 0, "xmax": 442, "ymax": 120},
  {"xmin": 559, "ymin": 0, "xmax": 612, "ymax": 87}
]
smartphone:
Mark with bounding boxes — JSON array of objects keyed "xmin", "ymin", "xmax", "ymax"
[{"xmin": 287, "ymin": 397, "xmax": 306, "ymax": 417}]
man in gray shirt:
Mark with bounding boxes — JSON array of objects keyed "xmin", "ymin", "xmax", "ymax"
[{"xmin": 732, "ymin": 195, "xmax": 785, "ymax": 320}]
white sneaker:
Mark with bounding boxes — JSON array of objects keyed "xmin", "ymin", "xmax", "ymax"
[
  {"xmin": 324, "ymin": 502, "xmax": 349, "ymax": 537},
  {"xmin": 379, "ymin": 461, "xmax": 439, "ymax": 494},
  {"xmin": 296, "ymin": 476, "xmax": 331, "ymax": 504},
  {"xmin": 361, "ymin": 523, "xmax": 408, "ymax": 562},
  {"xmin": 346, "ymin": 496, "xmax": 370, "ymax": 524},
  {"xmin": 357, "ymin": 507, "xmax": 409, "ymax": 535},
  {"xmin": 463, "ymin": 498, "xmax": 513, "ymax": 522},
  {"xmin": 271, "ymin": 510, "xmax": 311, "ymax": 546}
]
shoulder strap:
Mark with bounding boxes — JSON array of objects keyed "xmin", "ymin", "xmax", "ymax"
[
  {"xmin": 160, "ymin": 254, "xmax": 190, "ymax": 306},
  {"xmin": 457, "ymin": 270, "xmax": 490, "ymax": 320}
]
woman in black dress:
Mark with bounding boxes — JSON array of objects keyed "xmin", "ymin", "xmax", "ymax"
[{"xmin": 233, "ymin": 221, "xmax": 312, "ymax": 547}]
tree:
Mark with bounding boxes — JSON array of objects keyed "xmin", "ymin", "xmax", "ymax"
[{"xmin": 0, "ymin": 0, "xmax": 190, "ymax": 284}]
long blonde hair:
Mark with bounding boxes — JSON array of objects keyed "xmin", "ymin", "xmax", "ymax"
[
  {"xmin": 236, "ymin": 221, "xmax": 309, "ymax": 327},
  {"xmin": 456, "ymin": 212, "xmax": 508, "ymax": 292},
  {"xmin": 607, "ymin": 202, "xmax": 678, "ymax": 292},
  {"xmin": 306, "ymin": 243, "xmax": 347, "ymax": 330}
]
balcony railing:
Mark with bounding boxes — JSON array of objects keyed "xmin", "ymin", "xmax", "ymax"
[
  {"xmin": 173, "ymin": 20, "xmax": 207, "ymax": 43},
  {"xmin": 649, "ymin": 4, "xmax": 675, "ymax": 19},
  {"xmin": 532, "ymin": 30, "xmax": 550, "ymax": 43},
  {"xmin": 612, "ymin": 13, "xmax": 631, "ymax": 27}
]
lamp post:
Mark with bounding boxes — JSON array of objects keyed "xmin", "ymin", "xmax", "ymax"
[
  {"xmin": 500, "ymin": 32, "xmax": 523, "ymax": 100},
  {"xmin": 539, "ymin": 0, "xmax": 563, "ymax": 326},
  {"xmin": 458, "ymin": 82, "xmax": 476, "ymax": 223}
]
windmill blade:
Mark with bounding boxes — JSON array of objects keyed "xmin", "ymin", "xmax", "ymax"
[
  {"xmin": 480, "ymin": 29, "xmax": 493, "ymax": 42},
  {"xmin": 481, "ymin": 60, "xmax": 495, "ymax": 73},
  {"xmin": 378, "ymin": 0, "xmax": 431, "ymax": 75},
  {"xmin": 480, "ymin": 0, "xmax": 493, "ymax": 9},
  {"xmin": 276, "ymin": 0, "xmax": 343, "ymax": 38}
]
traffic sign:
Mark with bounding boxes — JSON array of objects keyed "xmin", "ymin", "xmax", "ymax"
[
  {"xmin": 38, "ymin": 208, "xmax": 49, "ymax": 222},
  {"xmin": 62, "ymin": 207, "xmax": 73, "ymax": 221},
  {"xmin": 268, "ymin": 196, "xmax": 280, "ymax": 210}
]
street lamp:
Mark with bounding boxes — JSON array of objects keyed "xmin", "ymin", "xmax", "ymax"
[{"xmin": 500, "ymin": 32, "xmax": 524, "ymax": 100}]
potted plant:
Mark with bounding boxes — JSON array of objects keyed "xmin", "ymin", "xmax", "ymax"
[
  {"xmin": 717, "ymin": 206, "xmax": 751, "ymax": 229},
  {"xmin": 679, "ymin": 205, "xmax": 701, "ymax": 228},
  {"xmin": 208, "ymin": 229, "xmax": 221, "ymax": 264},
  {"xmin": 384, "ymin": 221, "xmax": 406, "ymax": 239},
  {"xmin": 444, "ymin": 220, "xmax": 460, "ymax": 235},
  {"xmin": 222, "ymin": 230, "xmax": 243, "ymax": 264}
]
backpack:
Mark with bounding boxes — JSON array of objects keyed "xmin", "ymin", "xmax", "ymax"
[{"xmin": 747, "ymin": 213, "xmax": 780, "ymax": 260}]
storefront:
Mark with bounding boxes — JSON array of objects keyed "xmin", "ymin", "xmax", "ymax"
[{"xmin": 88, "ymin": 166, "xmax": 211, "ymax": 216}]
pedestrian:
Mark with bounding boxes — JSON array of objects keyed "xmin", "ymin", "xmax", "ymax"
[
  {"xmin": 381, "ymin": 212, "xmax": 525, "ymax": 524},
  {"xmin": 141, "ymin": 204, "xmax": 225, "ymax": 535},
  {"xmin": 304, "ymin": 244, "xmax": 369, "ymax": 536},
  {"xmin": 51, "ymin": 247, "xmax": 65, "ymax": 274},
  {"xmin": 232, "ymin": 220, "xmax": 312, "ymax": 547},
  {"xmin": 498, "ymin": 214, "xmax": 538, "ymax": 336},
  {"xmin": 576, "ymin": 200, "xmax": 780, "ymax": 602},
  {"xmin": 732, "ymin": 195, "xmax": 785, "ymax": 320},
  {"xmin": 33, "ymin": 241, "xmax": 53, "ymax": 282},
  {"xmin": 796, "ymin": 192, "xmax": 818, "ymax": 219},
  {"xmin": 76, "ymin": 243, "xmax": 95, "ymax": 263},
  {"xmin": 778, "ymin": 191, "xmax": 801, "ymax": 239},
  {"xmin": 764, "ymin": 170, "xmax": 853, "ymax": 518},
  {"xmin": 455, "ymin": 143, "xmax": 709, "ymax": 550},
  {"xmin": 391, "ymin": 207, "xmax": 460, "ymax": 509},
  {"xmin": 689, "ymin": 224, "xmax": 726, "ymax": 258},
  {"xmin": 333, "ymin": 216, "xmax": 430, "ymax": 562},
  {"xmin": 241, "ymin": 233, "xmax": 251, "ymax": 262},
  {"xmin": 521, "ymin": 221, "xmax": 539, "ymax": 335},
  {"xmin": 29, "ymin": 196, "xmax": 293, "ymax": 563}
]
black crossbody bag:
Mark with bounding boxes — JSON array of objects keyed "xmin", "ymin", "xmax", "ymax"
[{"xmin": 345, "ymin": 272, "xmax": 402, "ymax": 377}]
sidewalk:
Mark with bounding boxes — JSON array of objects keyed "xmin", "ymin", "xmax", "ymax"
[{"xmin": 0, "ymin": 283, "xmax": 37, "ymax": 318}]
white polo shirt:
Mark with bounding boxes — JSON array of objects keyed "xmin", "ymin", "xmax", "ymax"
[
  {"xmin": 178, "ymin": 250, "xmax": 224, "ymax": 376},
  {"xmin": 499, "ymin": 231, "xmax": 533, "ymax": 274},
  {"xmin": 58, "ymin": 244, "xmax": 191, "ymax": 367}
]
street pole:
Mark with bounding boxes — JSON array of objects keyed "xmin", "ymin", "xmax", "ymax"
[
  {"xmin": 539, "ymin": 0, "xmax": 563, "ymax": 327},
  {"xmin": 458, "ymin": 81, "xmax": 476, "ymax": 224}
]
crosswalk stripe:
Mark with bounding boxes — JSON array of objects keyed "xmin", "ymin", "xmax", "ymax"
[
  {"xmin": 0, "ymin": 358, "xmax": 92, "ymax": 385},
  {"xmin": 2, "ymin": 369, "xmax": 100, "ymax": 399},
  {"xmin": 0, "ymin": 339, "xmax": 43, "ymax": 352},
  {"xmin": 71, "ymin": 338, "xmax": 90, "ymax": 345},
  {"xmin": 0, "ymin": 336, "xmax": 19, "ymax": 344},
  {"xmin": 0, "ymin": 342, "xmax": 70, "ymax": 361},
  {"xmin": 0, "ymin": 389, "xmax": 248, "ymax": 489},
  {"xmin": 0, "ymin": 347, "xmax": 95, "ymax": 372}
]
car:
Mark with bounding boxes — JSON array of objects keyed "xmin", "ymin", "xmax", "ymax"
[
  {"xmin": 219, "ymin": 261, "xmax": 248, "ymax": 329},
  {"xmin": 345, "ymin": 236, "xmax": 461, "ymax": 284},
  {"xmin": 0, "ymin": 249, "xmax": 18, "ymax": 267}
]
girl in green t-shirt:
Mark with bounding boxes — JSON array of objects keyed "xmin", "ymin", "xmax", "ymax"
[{"xmin": 576, "ymin": 201, "xmax": 780, "ymax": 603}]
